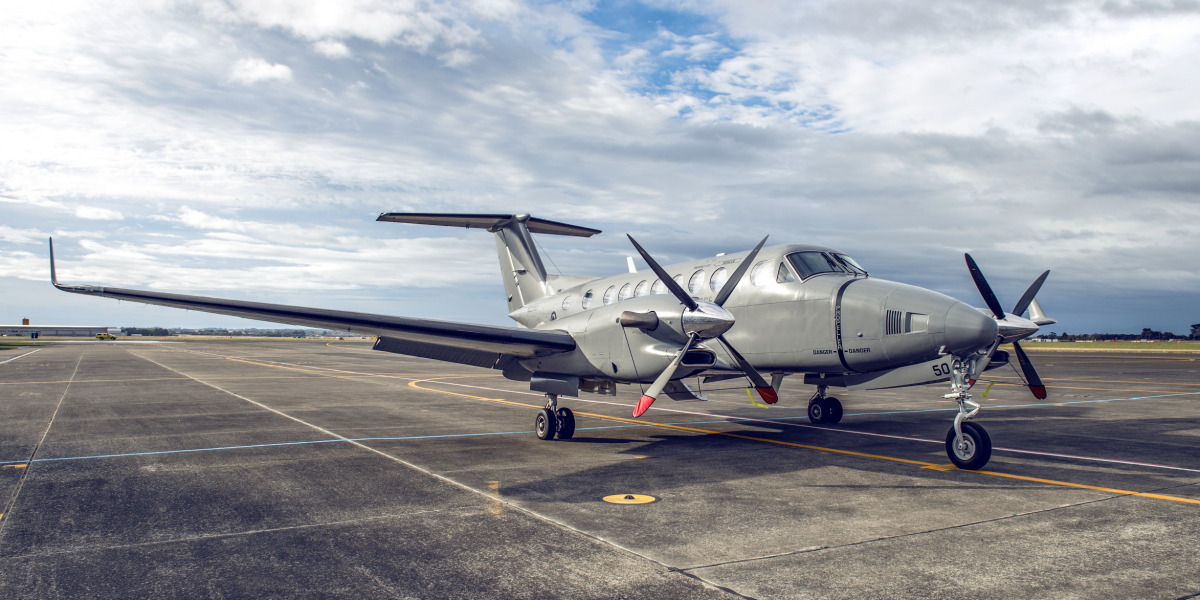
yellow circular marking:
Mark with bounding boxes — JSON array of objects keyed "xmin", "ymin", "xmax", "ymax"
[{"xmin": 602, "ymin": 494, "xmax": 657, "ymax": 505}]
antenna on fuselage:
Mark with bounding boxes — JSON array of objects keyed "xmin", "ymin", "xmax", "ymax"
[{"xmin": 626, "ymin": 256, "xmax": 637, "ymax": 273}]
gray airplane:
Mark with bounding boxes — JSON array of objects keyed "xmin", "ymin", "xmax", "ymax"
[{"xmin": 48, "ymin": 213, "xmax": 1055, "ymax": 470}]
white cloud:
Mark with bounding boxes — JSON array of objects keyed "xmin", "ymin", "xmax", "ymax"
[
  {"xmin": 313, "ymin": 39, "xmax": 351, "ymax": 58},
  {"xmin": 228, "ymin": 57, "xmax": 293, "ymax": 84},
  {"xmin": 0, "ymin": 0, "xmax": 1198, "ymax": 332},
  {"xmin": 74, "ymin": 206, "xmax": 124, "ymax": 220}
]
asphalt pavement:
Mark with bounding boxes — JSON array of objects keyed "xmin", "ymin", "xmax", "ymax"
[{"xmin": 0, "ymin": 340, "xmax": 1197, "ymax": 599}]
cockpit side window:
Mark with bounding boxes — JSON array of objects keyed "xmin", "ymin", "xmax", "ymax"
[
  {"xmin": 833, "ymin": 253, "xmax": 867, "ymax": 275},
  {"xmin": 786, "ymin": 252, "xmax": 843, "ymax": 280},
  {"xmin": 776, "ymin": 262, "xmax": 795, "ymax": 283}
]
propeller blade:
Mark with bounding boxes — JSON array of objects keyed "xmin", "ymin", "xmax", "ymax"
[
  {"xmin": 717, "ymin": 335, "xmax": 778, "ymax": 404},
  {"xmin": 1012, "ymin": 341, "xmax": 1046, "ymax": 399},
  {"xmin": 712, "ymin": 236, "xmax": 769, "ymax": 307},
  {"xmin": 627, "ymin": 235, "xmax": 698, "ymax": 312},
  {"xmin": 633, "ymin": 333, "xmax": 699, "ymax": 417},
  {"xmin": 965, "ymin": 254, "xmax": 1006, "ymax": 320},
  {"xmin": 1011, "ymin": 270, "xmax": 1050, "ymax": 317}
]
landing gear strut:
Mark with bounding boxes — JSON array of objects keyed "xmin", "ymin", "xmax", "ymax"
[
  {"xmin": 807, "ymin": 385, "xmax": 843, "ymax": 424},
  {"xmin": 943, "ymin": 357, "xmax": 992, "ymax": 469},
  {"xmin": 535, "ymin": 394, "xmax": 575, "ymax": 440}
]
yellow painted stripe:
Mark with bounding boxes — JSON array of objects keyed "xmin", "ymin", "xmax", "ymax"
[
  {"xmin": 989, "ymin": 375, "xmax": 1200, "ymax": 388},
  {"xmin": 408, "ymin": 377, "xmax": 1200, "ymax": 507},
  {"xmin": 211, "ymin": 358, "xmax": 1200, "ymax": 508}
]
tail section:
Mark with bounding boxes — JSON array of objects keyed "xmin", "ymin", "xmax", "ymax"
[{"xmin": 377, "ymin": 213, "xmax": 600, "ymax": 311}]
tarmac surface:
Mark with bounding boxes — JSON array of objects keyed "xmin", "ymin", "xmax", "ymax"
[{"xmin": 0, "ymin": 340, "xmax": 1197, "ymax": 599}]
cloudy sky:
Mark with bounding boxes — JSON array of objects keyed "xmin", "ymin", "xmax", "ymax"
[{"xmin": 3, "ymin": 0, "xmax": 1198, "ymax": 334}]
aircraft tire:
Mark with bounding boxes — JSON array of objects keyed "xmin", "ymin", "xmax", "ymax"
[
  {"xmin": 824, "ymin": 398, "xmax": 843, "ymax": 424},
  {"xmin": 556, "ymin": 408, "xmax": 575, "ymax": 439},
  {"xmin": 807, "ymin": 401, "xmax": 827, "ymax": 424},
  {"xmin": 535, "ymin": 409, "xmax": 557, "ymax": 441},
  {"xmin": 945, "ymin": 422, "xmax": 991, "ymax": 470}
]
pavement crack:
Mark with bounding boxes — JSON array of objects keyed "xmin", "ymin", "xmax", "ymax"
[
  {"xmin": 0, "ymin": 353, "xmax": 82, "ymax": 536},
  {"xmin": 0, "ymin": 506, "xmax": 481, "ymax": 560},
  {"xmin": 681, "ymin": 494, "xmax": 1135, "ymax": 573},
  {"xmin": 124, "ymin": 349, "xmax": 754, "ymax": 599}
]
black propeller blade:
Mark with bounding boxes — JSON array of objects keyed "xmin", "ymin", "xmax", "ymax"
[
  {"xmin": 712, "ymin": 236, "xmax": 768, "ymax": 307},
  {"xmin": 965, "ymin": 253, "xmax": 1006, "ymax": 319},
  {"xmin": 717, "ymin": 335, "xmax": 778, "ymax": 404},
  {"xmin": 1012, "ymin": 341, "xmax": 1046, "ymax": 399},
  {"xmin": 627, "ymin": 235, "xmax": 697, "ymax": 312},
  {"xmin": 1012, "ymin": 270, "xmax": 1050, "ymax": 317},
  {"xmin": 965, "ymin": 254, "xmax": 1049, "ymax": 401},
  {"xmin": 624, "ymin": 235, "xmax": 778, "ymax": 413}
]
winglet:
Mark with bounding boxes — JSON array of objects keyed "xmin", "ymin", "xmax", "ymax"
[{"xmin": 49, "ymin": 238, "xmax": 58, "ymax": 286}]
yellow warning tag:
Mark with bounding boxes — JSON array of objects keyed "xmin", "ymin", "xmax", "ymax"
[{"xmin": 983, "ymin": 381, "xmax": 995, "ymax": 397}]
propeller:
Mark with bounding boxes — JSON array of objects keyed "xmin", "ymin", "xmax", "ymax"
[
  {"xmin": 964, "ymin": 254, "xmax": 1049, "ymax": 400},
  {"xmin": 628, "ymin": 235, "xmax": 776, "ymax": 417}
]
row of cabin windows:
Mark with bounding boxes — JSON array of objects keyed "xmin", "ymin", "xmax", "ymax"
[{"xmin": 563, "ymin": 251, "xmax": 867, "ymax": 311}]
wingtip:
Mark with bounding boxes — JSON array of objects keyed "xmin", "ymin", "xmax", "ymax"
[{"xmin": 48, "ymin": 237, "xmax": 57, "ymax": 286}]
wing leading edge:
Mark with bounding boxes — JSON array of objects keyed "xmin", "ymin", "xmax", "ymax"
[{"xmin": 47, "ymin": 239, "xmax": 575, "ymax": 364}]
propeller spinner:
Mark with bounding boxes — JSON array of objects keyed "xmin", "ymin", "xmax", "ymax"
[{"xmin": 627, "ymin": 235, "xmax": 776, "ymax": 417}]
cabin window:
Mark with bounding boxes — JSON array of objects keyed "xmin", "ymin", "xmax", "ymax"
[
  {"xmin": 582, "ymin": 290, "xmax": 593, "ymax": 309},
  {"xmin": 650, "ymin": 279, "xmax": 666, "ymax": 295},
  {"xmin": 750, "ymin": 261, "xmax": 773, "ymax": 286},
  {"xmin": 709, "ymin": 267, "xmax": 728, "ymax": 292},
  {"xmin": 688, "ymin": 270, "xmax": 706, "ymax": 293},
  {"xmin": 776, "ymin": 262, "xmax": 795, "ymax": 283},
  {"xmin": 562, "ymin": 296, "xmax": 571, "ymax": 311},
  {"xmin": 634, "ymin": 280, "xmax": 649, "ymax": 297},
  {"xmin": 906, "ymin": 313, "xmax": 928, "ymax": 333},
  {"xmin": 618, "ymin": 283, "xmax": 633, "ymax": 301},
  {"xmin": 603, "ymin": 286, "xmax": 616, "ymax": 305},
  {"xmin": 786, "ymin": 251, "xmax": 843, "ymax": 280},
  {"xmin": 672, "ymin": 274, "xmax": 684, "ymax": 289}
]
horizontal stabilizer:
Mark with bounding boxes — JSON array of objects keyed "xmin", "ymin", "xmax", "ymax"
[{"xmin": 377, "ymin": 213, "xmax": 601, "ymax": 238}]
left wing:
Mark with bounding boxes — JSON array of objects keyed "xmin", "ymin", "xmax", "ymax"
[{"xmin": 48, "ymin": 239, "xmax": 575, "ymax": 368}]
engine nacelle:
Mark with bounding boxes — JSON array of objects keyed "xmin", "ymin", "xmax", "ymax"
[{"xmin": 521, "ymin": 296, "xmax": 723, "ymax": 384}]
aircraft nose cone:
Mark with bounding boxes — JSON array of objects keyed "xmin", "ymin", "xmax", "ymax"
[{"xmin": 944, "ymin": 302, "xmax": 998, "ymax": 355}]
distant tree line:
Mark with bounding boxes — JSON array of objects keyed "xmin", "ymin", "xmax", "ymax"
[
  {"xmin": 121, "ymin": 328, "xmax": 339, "ymax": 338},
  {"xmin": 123, "ymin": 327, "xmax": 171, "ymax": 336},
  {"xmin": 1036, "ymin": 326, "xmax": 1200, "ymax": 342}
]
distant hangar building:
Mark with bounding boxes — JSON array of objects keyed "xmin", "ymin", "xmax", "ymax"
[{"xmin": 2, "ymin": 325, "xmax": 114, "ymax": 337}]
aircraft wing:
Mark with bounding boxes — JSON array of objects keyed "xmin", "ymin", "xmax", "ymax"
[{"xmin": 48, "ymin": 241, "xmax": 575, "ymax": 363}]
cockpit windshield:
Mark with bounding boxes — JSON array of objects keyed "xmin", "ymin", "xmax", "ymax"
[
  {"xmin": 833, "ymin": 253, "xmax": 867, "ymax": 275},
  {"xmin": 786, "ymin": 252, "xmax": 844, "ymax": 279}
]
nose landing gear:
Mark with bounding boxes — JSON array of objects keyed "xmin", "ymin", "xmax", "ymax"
[
  {"xmin": 534, "ymin": 394, "xmax": 575, "ymax": 440},
  {"xmin": 943, "ymin": 358, "xmax": 992, "ymax": 469}
]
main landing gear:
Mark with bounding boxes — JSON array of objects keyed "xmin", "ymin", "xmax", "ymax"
[
  {"xmin": 943, "ymin": 358, "xmax": 992, "ymax": 470},
  {"xmin": 535, "ymin": 394, "xmax": 575, "ymax": 441},
  {"xmin": 807, "ymin": 385, "xmax": 843, "ymax": 424}
]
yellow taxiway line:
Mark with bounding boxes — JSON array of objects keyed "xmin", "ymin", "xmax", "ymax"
[{"xmin": 406, "ymin": 377, "xmax": 1200, "ymax": 507}]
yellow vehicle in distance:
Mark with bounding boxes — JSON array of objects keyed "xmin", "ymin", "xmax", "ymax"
[{"xmin": 96, "ymin": 332, "xmax": 116, "ymax": 340}]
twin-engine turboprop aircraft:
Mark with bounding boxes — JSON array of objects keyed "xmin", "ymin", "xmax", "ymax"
[{"xmin": 48, "ymin": 212, "xmax": 1055, "ymax": 469}]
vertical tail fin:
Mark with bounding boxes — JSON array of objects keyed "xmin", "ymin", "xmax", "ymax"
[{"xmin": 376, "ymin": 213, "xmax": 601, "ymax": 311}]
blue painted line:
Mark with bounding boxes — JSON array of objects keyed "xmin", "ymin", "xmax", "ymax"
[{"xmin": 3, "ymin": 392, "xmax": 1194, "ymax": 466}]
